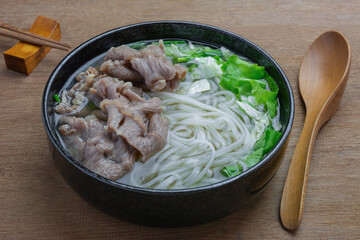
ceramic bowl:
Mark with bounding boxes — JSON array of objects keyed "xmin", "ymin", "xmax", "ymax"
[{"xmin": 42, "ymin": 21, "xmax": 294, "ymax": 227}]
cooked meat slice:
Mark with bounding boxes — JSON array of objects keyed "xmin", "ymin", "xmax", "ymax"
[
  {"xmin": 140, "ymin": 40, "xmax": 165, "ymax": 57},
  {"xmin": 100, "ymin": 60, "xmax": 143, "ymax": 82},
  {"xmin": 148, "ymin": 113, "xmax": 169, "ymax": 139},
  {"xmin": 121, "ymin": 97, "xmax": 162, "ymax": 133},
  {"xmin": 58, "ymin": 115, "xmax": 139, "ymax": 180},
  {"xmin": 130, "ymin": 86, "xmax": 143, "ymax": 97},
  {"xmin": 122, "ymin": 85, "xmax": 145, "ymax": 102},
  {"xmin": 91, "ymin": 109, "xmax": 108, "ymax": 121},
  {"xmin": 89, "ymin": 77, "xmax": 122, "ymax": 100},
  {"xmin": 117, "ymin": 113, "xmax": 168, "ymax": 162},
  {"xmin": 75, "ymin": 66, "xmax": 99, "ymax": 82},
  {"xmin": 101, "ymin": 40, "xmax": 186, "ymax": 92},
  {"xmin": 104, "ymin": 45, "xmax": 142, "ymax": 62},
  {"xmin": 55, "ymin": 67, "xmax": 100, "ymax": 114},
  {"xmin": 107, "ymin": 135, "xmax": 138, "ymax": 164},
  {"xmin": 100, "ymin": 99, "xmax": 126, "ymax": 133},
  {"xmin": 101, "ymin": 96, "xmax": 162, "ymax": 135},
  {"xmin": 88, "ymin": 77, "xmax": 133, "ymax": 107},
  {"xmin": 58, "ymin": 115, "xmax": 109, "ymax": 161},
  {"xmin": 89, "ymin": 77, "xmax": 145, "ymax": 108},
  {"xmin": 58, "ymin": 116, "xmax": 89, "ymax": 141},
  {"xmin": 162, "ymin": 64, "xmax": 187, "ymax": 91},
  {"xmin": 83, "ymin": 154, "xmax": 135, "ymax": 180},
  {"xmin": 82, "ymin": 137, "xmax": 137, "ymax": 180},
  {"xmin": 58, "ymin": 119, "xmax": 87, "ymax": 161},
  {"xmin": 56, "ymin": 40, "xmax": 176, "ymax": 181},
  {"xmin": 89, "ymin": 76, "xmax": 161, "ymax": 135},
  {"xmin": 130, "ymin": 55, "xmax": 176, "ymax": 91},
  {"xmin": 104, "ymin": 40, "xmax": 165, "ymax": 62},
  {"xmin": 174, "ymin": 64, "xmax": 187, "ymax": 80}
]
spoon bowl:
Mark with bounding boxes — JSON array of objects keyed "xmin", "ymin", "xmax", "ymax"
[
  {"xmin": 300, "ymin": 31, "xmax": 351, "ymax": 113},
  {"xmin": 280, "ymin": 31, "xmax": 351, "ymax": 231}
]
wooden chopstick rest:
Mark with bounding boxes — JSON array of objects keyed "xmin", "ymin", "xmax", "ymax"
[{"xmin": 3, "ymin": 16, "xmax": 62, "ymax": 75}]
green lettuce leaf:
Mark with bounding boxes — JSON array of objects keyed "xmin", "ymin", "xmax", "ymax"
[
  {"xmin": 219, "ymin": 55, "xmax": 279, "ymax": 118},
  {"xmin": 220, "ymin": 75, "xmax": 266, "ymax": 97},
  {"xmin": 244, "ymin": 127, "xmax": 282, "ymax": 167},
  {"xmin": 220, "ymin": 164, "xmax": 243, "ymax": 177},
  {"xmin": 221, "ymin": 55, "xmax": 265, "ymax": 79},
  {"xmin": 221, "ymin": 127, "xmax": 282, "ymax": 176},
  {"xmin": 244, "ymin": 148, "xmax": 264, "ymax": 167},
  {"xmin": 263, "ymin": 128, "xmax": 282, "ymax": 154}
]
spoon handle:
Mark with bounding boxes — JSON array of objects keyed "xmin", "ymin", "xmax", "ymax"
[{"xmin": 280, "ymin": 112, "xmax": 321, "ymax": 230}]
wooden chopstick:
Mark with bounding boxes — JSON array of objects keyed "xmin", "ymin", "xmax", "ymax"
[{"xmin": 0, "ymin": 22, "xmax": 70, "ymax": 51}]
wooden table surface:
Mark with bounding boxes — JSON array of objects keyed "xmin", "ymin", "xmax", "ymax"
[{"xmin": 1, "ymin": 1, "xmax": 359, "ymax": 239}]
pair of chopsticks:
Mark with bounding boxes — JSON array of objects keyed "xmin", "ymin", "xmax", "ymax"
[{"xmin": 0, "ymin": 22, "xmax": 70, "ymax": 51}]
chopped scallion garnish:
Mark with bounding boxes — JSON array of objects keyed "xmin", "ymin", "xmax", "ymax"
[
  {"xmin": 53, "ymin": 94, "xmax": 60, "ymax": 103},
  {"xmin": 163, "ymin": 40, "xmax": 186, "ymax": 45},
  {"xmin": 173, "ymin": 57, "xmax": 191, "ymax": 64},
  {"xmin": 128, "ymin": 41, "xmax": 147, "ymax": 49},
  {"xmin": 186, "ymin": 63, "xmax": 198, "ymax": 72}
]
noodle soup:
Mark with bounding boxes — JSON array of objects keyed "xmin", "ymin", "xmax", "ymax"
[{"xmin": 54, "ymin": 40, "xmax": 282, "ymax": 189}]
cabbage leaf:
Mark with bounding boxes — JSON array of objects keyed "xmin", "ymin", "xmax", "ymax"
[
  {"xmin": 219, "ymin": 55, "xmax": 279, "ymax": 118},
  {"xmin": 244, "ymin": 127, "xmax": 282, "ymax": 167}
]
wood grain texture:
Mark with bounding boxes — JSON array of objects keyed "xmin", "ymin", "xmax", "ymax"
[
  {"xmin": 0, "ymin": 21, "xmax": 70, "ymax": 51},
  {"xmin": 280, "ymin": 31, "xmax": 351, "ymax": 230},
  {"xmin": 3, "ymin": 16, "xmax": 61, "ymax": 74},
  {"xmin": 0, "ymin": 0, "xmax": 359, "ymax": 239}
]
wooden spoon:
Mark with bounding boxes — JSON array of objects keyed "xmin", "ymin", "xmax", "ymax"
[{"xmin": 280, "ymin": 31, "xmax": 351, "ymax": 231}]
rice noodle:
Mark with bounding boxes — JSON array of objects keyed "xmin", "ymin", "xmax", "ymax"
[{"xmin": 126, "ymin": 89, "xmax": 258, "ymax": 189}]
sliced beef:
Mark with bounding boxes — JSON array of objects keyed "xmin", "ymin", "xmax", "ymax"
[
  {"xmin": 107, "ymin": 136, "xmax": 138, "ymax": 164},
  {"xmin": 102, "ymin": 97, "xmax": 162, "ymax": 135},
  {"xmin": 57, "ymin": 40, "xmax": 175, "ymax": 181},
  {"xmin": 162, "ymin": 64, "xmax": 187, "ymax": 91},
  {"xmin": 140, "ymin": 40, "xmax": 165, "ymax": 57},
  {"xmin": 100, "ymin": 60, "xmax": 144, "ymax": 82},
  {"xmin": 104, "ymin": 45, "xmax": 142, "ymax": 62},
  {"xmin": 100, "ymin": 99, "xmax": 126, "ymax": 133},
  {"xmin": 118, "ymin": 113, "xmax": 169, "ymax": 161},
  {"xmin": 87, "ymin": 75, "xmax": 167, "ymax": 161},
  {"xmin": 104, "ymin": 40, "xmax": 165, "ymax": 61},
  {"xmin": 130, "ymin": 55, "xmax": 175, "ymax": 92},
  {"xmin": 91, "ymin": 109, "xmax": 108, "ymax": 121},
  {"xmin": 75, "ymin": 66, "xmax": 99, "ymax": 82},
  {"xmin": 82, "ymin": 137, "xmax": 138, "ymax": 180},
  {"xmin": 58, "ymin": 115, "xmax": 139, "ymax": 180},
  {"xmin": 87, "ymin": 77, "xmax": 132, "ymax": 107},
  {"xmin": 58, "ymin": 115, "xmax": 111, "ymax": 162},
  {"xmin": 58, "ymin": 117, "xmax": 87, "ymax": 160},
  {"xmin": 122, "ymin": 85, "xmax": 144, "ymax": 102},
  {"xmin": 101, "ymin": 40, "xmax": 187, "ymax": 92},
  {"xmin": 121, "ymin": 97, "xmax": 162, "ymax": 133},
  {"xmin": 55, "ymin": 67, "xmax": 100, "ymax": 114}
]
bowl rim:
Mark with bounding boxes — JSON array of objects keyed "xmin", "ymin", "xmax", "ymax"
[{"xmin": 42, "ymin": 20, "xmax": 294, "ymax": 194}]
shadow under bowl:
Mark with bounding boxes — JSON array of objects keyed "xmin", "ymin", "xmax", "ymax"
[{"xmin": 42, "ymin": 21, "xmax": 294, "ymax": 227}]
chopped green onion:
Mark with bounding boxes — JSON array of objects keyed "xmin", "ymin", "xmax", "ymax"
[
  {"xmin": 172, "ymin": 56, "xmax": 192, "ymax": 64},
  {"xmin": 163, "ymin": 40, "xmax": 186, "ymax": 45},
  {"xmin": 203, "ymin": 47, "xmax": 222, "ymax": 56},
  {"xmin": 128, "ymin": 41, "xmax": 147, "ymax": 49},
  {"xmin": 211, "ymin": 55, "xmax": 225, "ymax": 65},
  {"xmin": 186, "ymin": 63, "xmax": 198, "ymax": 72},
  {"xmin": 53, "ymin": 94, "xmax": 60, "ymax": 103}
]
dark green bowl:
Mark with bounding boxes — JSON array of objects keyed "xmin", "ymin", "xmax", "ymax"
[{"xmin": 42, "ymin": 21, "xmax": 294, "ymax": 227}]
